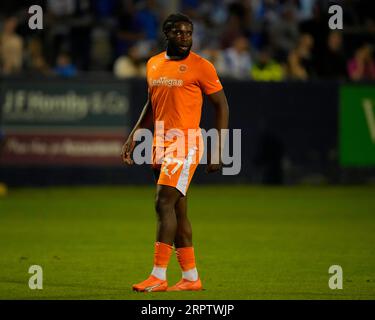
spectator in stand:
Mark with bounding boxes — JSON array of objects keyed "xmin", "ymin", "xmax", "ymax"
[
  {"xmin": 26, "ymin": 37, "xmax": 52, "ymax": 76},
  {"xmin": 318, "ymin": 31, "xmax": 347, "ymax": 80},
  {"xmin": 299, "ymin": 0, "xmax": 327, "ymax": 49},
  {"xmin": 287, "ymin": 33, "xmax": 314, "ymax": 80},
  {"xmin": 45, "ymin": 0, "xmax": 75, "ymax": 67},
  {"xmin": 115, "ymin": 1, "xmax": 144, "ymax": 57},
  {"xmin": 114, "ymin": 0, "xmax": 161, "ymax": 62},
  {"xmin": 113, "ymin": 44, "xmax": 146, "ymax": 78},
  {"xmin": 220, "ymin": 1, "xmax": 251, "ymax": 49},
  {"xmin": 298, "ymin": 0, "xmax": 317, "ymax": 23},
  {"xmin": 134, "ymin": 0, "xmax": 159, "ymax": 43},
  {"xmin": 251, "ymin": 47, "xmax": 285, "ymax": 81},
  {"xmin": 53, "ymin": 52, "xmax": 77, "ymax": 77},
  {"xmin": 0, "ymin": 16, "xmax": 23, "ymax": 75},
  {"xmin": 220, "ymin": 36, "xmax": 253, "ymax": 79},
  {"xmin": 347, "ymin": 43, "xmax": 375, "ymax": 81},
  {"xmin": 268, "ymin": 3, "xmax": 299, "ymax": 61},
  {"xmin": 69, "ymin": 0, "xmax": 94, "ymax": 71}
]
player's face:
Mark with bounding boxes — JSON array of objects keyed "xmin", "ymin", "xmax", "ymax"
[{"xmin": 167, "ymin": 22, "xmax": 193, "ymax": 55}]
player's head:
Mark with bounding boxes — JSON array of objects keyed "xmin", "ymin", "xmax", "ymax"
[{"xmin": 162, "ymin": 13, "xmax": 193, "ymax": 59}]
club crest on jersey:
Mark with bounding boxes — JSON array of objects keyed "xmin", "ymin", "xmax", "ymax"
[
  {"xmin": 151, "ymin": 77, "xmax": 183, "ymax": 87},
  {"xmin": 178, "ymin": 64, "xmax": 188, "ymax": 73}
]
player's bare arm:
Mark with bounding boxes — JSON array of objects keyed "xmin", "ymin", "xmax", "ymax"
[
  {"xmin": 121, "ymin": 93, "xmax": 152, "ymax": 165},
  {"xmin": 206, "ymin": 89, "xmax": 229, "ymax": 173}
]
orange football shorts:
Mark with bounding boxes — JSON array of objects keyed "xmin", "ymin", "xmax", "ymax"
[{"xmin": 152, "ymin": 131, "xmax": 204, "ymax": 196}]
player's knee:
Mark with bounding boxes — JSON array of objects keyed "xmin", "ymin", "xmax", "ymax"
[{"xmin": 155, "ymin": 194, "xmax": 173, "ymax": 215}]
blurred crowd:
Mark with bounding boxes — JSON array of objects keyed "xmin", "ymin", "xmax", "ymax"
[{"xmin": 0, "ymin": 0, "xmax": 374, "ymax": 81}]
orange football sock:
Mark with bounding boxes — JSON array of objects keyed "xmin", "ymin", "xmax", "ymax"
[
  {"xmin": 151, "ymin": 242, "xmax": 173, "ymax": 280},
  {"xmin": 176, "ymin": 247, "xmax": 199, "ymax": 281},
  {"xmin": 154, "ymin": 241, "xmax": 173, "ymax": 267}
]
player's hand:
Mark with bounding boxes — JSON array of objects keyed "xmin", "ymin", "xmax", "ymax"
[
  {"xmin": 206, "ymin": 149, "xmax": 222, "ymax": 173},
  {"xmin": 121, "ymin": 137, "xmax": 136, "ymax": 165}
]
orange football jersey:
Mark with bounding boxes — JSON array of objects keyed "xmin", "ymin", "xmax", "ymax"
[{"xmin": 147, "ymin": 51, "xmax": 223, "ymax": 139}]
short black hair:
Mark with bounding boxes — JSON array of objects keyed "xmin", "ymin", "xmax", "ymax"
[{"xmin": 162, "ymin": 13, "xmax": 193, "ymax": 34}]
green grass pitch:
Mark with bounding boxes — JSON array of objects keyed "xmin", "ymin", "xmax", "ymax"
[{"xmin": 0, "ymin": 185, "xmax": 374, "ymax": 300}]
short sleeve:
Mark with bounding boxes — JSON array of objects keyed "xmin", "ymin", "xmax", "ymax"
[{"xmin": 198, "ymin": 59, "xmax": 223, "ymax": 95}]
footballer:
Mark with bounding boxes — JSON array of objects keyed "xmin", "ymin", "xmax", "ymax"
[{"xmin": 122, "ymin": 13, "xmax": 229, "ymax": 292}]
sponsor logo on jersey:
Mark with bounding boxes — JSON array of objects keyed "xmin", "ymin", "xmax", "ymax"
[{"xmin": 151, "ymin": 77, "xmax": 183, "ymax": 87}]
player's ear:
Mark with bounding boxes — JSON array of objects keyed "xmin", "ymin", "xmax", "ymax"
[{"xmin": 163, "ymin": 30, "xmax": 170, "ymax": 40}]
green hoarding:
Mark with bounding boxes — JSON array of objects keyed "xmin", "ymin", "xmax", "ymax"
[{"xmin": 340, "ymin": 85, "xmax": 375, "ymax": 166}]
